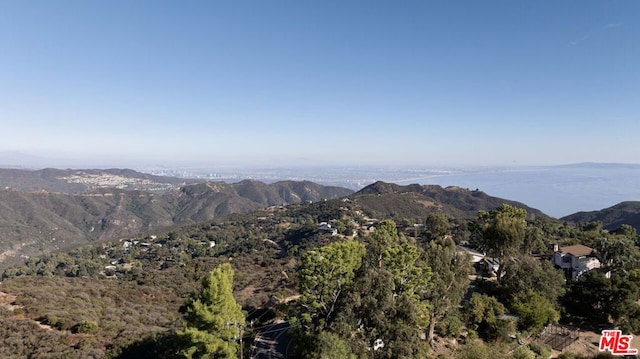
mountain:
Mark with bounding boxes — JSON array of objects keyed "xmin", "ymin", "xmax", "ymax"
[
  {"xmin": 561, "ymin": 201, "xmax": 640, "ymax": 232},
  {"xmin": 351, "ymin": 181, "xmax": 546, "ymax": 219},
  {"xmin": 0, "ymin": 178, "xmax": 352, "ymax": 267}
]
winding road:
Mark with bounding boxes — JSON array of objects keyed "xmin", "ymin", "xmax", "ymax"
[{"xmin": 250, "ymin": 320, "xmax": 291, "ymax": 359}]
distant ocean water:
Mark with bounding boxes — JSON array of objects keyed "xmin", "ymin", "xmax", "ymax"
[{"xmin": 397, "ymin": 165, "xmax": 640, "ymax": 218}]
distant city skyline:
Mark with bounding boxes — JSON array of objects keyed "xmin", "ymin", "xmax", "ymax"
[{"xmin": 1, "ymin": 1, "xmax": 639, "ymax": 167}]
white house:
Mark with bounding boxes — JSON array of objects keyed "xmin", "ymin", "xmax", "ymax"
[
  {"xmin": 318, "ymin": 222, "xmax": 338, "ymax": 236},
  {"xmin": 552, "ymin": 244, "xmax": 602, "ymax": 280}
]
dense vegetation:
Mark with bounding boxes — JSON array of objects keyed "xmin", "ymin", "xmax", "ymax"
[
  {"xmin": 562, "ymin": 201, "xmax": 640, "ymax": 232},
  {"xmin": 0, "ymin": 190, "xmax": 639, "ymax": 358}
]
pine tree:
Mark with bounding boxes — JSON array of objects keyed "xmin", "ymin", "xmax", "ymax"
[{"xmin": 179, "ymin": 263, "xmax": 245, "ymax": 359}]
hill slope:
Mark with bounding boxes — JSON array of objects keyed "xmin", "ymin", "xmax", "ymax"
[
  {"xmin": 351, "ymin": 181, "xmax": 545, "ymax": 219},
  {"xmin": 0, "ymin": 168, "xmax": 194, "ymax": 193},
  {"xmin": 0, "ymin": 179, "xmax": 352, "ymax": 267},
  {"xmin": 561, "ymin": 201, "xmax": 640, "ymax": 232}
]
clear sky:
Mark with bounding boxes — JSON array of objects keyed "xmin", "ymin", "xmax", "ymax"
[{"xmin": 1, "ymin": 1, "xmax": 638, "ymax": 167}]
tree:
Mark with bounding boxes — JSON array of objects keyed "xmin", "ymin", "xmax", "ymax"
[
  {"xmin": 593, "ymin": 235, "xmax": 640, "ymax": 274},
  {"xmin": 423, "ymin": 236, "xmax": 471, "ymax": 344},
  {"xmin": 178, "ymin": 263, "xmax": 245, "ymax": 359},
  {"xmin": 611, "ymin": 224, "xmax": 638, "ymax": 240},
  {"xmin": 522, "ymin": 225, "xmax": 546, "ymax": 255},
  {"xmin": 424, "ymin": 212, "xmax": 451, "ymax": 242},
  {"xmin": 308, "ymin": 331, "xmax": 357, "ymax": 359},
  {"xmin": 465, "ymin": 293, "xmax": 513, "ymax": 341},
  {"xmin": 298, "ymin": 240, "xmax": 365, "ymax": 331},
  {"xmin": 500, "ymin": 256, "xmax": 565, "ymax": 307},
  {"xmin": 368, "ymin": 219, "xmax": 401, "ymax": 269},
  {"xmin": 511, "ymin": 290, "xmax": 559, "ymax": 331},
  {"xmin": 383, "ymin": 243, "xmax": 430, "ymax": 307},
  {"xmin": 378, "ymin": 221, "xmax": 432, "ymax": 328},
  {"xmin": 476, "ymin": 204, "xmax": 527, "ymax": 282},
  {"xmin": 333, "ymin": 267, "xmax": 428, "ymax": 358},
  {"xmin": 331, "ymin": 220, "xmax": 431, "ymax": 358},
  {"xmin": 563, "ymin": 271, "xmax": 640, "ymax": 332}
]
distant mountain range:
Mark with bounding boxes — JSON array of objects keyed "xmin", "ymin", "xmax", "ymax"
[{"xmin": 561, "ymin": 201, "xmax": 640, "ymax": 232}]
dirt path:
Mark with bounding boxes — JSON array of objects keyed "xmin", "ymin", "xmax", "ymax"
[
  {"xmin": 0, "ymin": 291, "xmax": 21, "ymax": 311},
  {"xmin": 0, "ymin": 291, "xmax": 62, "ymax": 332}
]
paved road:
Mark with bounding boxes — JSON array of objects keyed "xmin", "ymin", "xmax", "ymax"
[{"xmin": 250, "ymin": 320, "xmax": 291, "ymax": 359}]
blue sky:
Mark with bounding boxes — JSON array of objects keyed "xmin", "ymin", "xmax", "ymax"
[{"xmin": 1, "ymin": 1, "xmax": 638, "ymax": 167}]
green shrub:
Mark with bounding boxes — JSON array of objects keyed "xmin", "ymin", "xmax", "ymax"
[
  {"xmin": 513, "ymin": 345, "xmax": 535, "ymax": 359},
  {"xmin": 437, "ymin": 312, "xmax": 464, "ymax": 337},
  {"xmin": 72, "ymin": 320, "xmax": 99, "ymax": 334},
  {"xmin": 528, "ymin": 342, "xmax": 551, "ymax": 359}
]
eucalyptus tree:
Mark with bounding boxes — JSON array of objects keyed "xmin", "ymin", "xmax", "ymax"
[
  {"xmin": 423, "ymin": 236, "xmax": 472, "ymax": 344},
  {"xmin": 475, "ymin": 204, "xmax": 527, "ymax": 282}
]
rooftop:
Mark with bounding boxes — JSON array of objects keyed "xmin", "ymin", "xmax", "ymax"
[{"xmin": 559, "ymin": 244, "xmax": 595, "ymax": 257}]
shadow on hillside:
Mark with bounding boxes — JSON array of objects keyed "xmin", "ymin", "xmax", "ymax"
[{"xmin": 114, "ymin": 331, "xmax": 186, "ymax": 359}]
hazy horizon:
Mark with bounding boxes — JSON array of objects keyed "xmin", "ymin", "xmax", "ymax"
[
  {"xmin": 2, "ymin": 153, "xmax": 639, "ymax": 218},
  {"xmin": 2, "ymin": 150, "xmax": 640, "ymax": 171}
]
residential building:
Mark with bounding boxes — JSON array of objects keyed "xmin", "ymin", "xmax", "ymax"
[{"xmin": 552, "ymin": 244, "xmax": 602, "ymax": 280}]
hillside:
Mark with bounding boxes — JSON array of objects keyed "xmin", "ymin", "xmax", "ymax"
[
  {"xmin": 0, "ymin": 168, "xmax": 196, "ymax": 193},
  {"xmin": 561, "ymin": 201, "xmax": 640, "ymax": 232},
  {"xmin": 0, "ymin": 179, "xmax": 352, "ymax": 267},
  {"xmin": 351, "ymin": 181, "xmax": 545, "ymax": 220}
]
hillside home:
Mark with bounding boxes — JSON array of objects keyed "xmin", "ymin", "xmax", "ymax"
[
  {"xmin": 318, "ymin": 222, "xmax": 338, "ymax": 236},
  {"xmin": 552, "ymin": 244, "xmax": 602, "ymax": 280}
]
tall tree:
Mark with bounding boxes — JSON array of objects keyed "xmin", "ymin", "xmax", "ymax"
[
  {"xmin": 522, "ymin": 225, "xmax": 546, "ymax": 255},
  {"xmin": 423, "ymin": 236, "xmax": 472, "ymax": 344},
  {"xmin": 424, "ymin": 212, "xmax": 451, "ymax": 242},
  {"xmin": 298, "ymin": 240, "xmax": 365, "ymax": 331},
  {"xmin": 476, "ymin": 204, "xmax": 527, "ymax": 281},
  {"xmin": 333, "ymin": 264, "xmax": 428, "ymax": 358},
  {"xmin": 179, "ymin": 263, "xmax": 245, "ymax": 359},
  {"xmin": 377, "ymin": 220, "xmax": 432, "ymax": 327},
  {"xmin": 368, "ymin": 219, "xmax": 401, "ymax": 269},
  {"xmin": 331, "ymin": 220, "xmax": 431, "ymax": 358}
]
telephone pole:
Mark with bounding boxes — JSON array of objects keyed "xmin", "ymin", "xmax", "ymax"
[{"xmin": 228, "ymin": 321, "xmax": 245, "ymax": 359}]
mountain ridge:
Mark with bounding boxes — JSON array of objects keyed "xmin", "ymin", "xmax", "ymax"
[
  {"xmin": 0, "ymin": 177, "xmax": 353, "ymax": 267},
  {"xmin": 561, "ymin": 201, "xmax": 640, "ymax": 232},
  {"xmin": 351, "ymin": 181, "xmax": 545, "ymax": 220}
]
